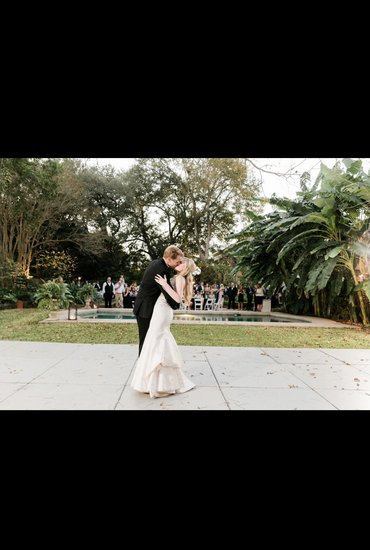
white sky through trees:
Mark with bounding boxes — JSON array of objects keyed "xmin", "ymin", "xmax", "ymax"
[{"xmin": 85, "ymin": 158, "xmax": 370, "ymax": 200}]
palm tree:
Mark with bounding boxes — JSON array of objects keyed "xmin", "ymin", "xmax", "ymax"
[{"xmin": 227, "ymin": 159, "xmax": 370, "ymax": 324}]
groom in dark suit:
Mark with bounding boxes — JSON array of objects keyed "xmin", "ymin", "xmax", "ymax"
[{"xmin": 133, "ymin": 245, "xmax": 184, "ymax": 355}]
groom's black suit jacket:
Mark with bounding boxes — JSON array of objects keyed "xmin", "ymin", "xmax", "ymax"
[{"xmin": 133, "ymin": 259, "xmax": 180, "ymax": 319}]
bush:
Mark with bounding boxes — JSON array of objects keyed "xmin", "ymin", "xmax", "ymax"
[
  {"xmin": 77, "ymin": 283, "xmax": 100, "ymax": 305},
  {"xmin": 67, "ymin": 282, "xmax": 99, "ymax": 305},
  {"xmin": 14, "ymin": 288, "xmax": 35, "ymax": 303},
  {"xmin": 0, "ymin": 288, "xmax": 17, "ymax": 306},
  {"xmin": 34, "ymin": 281, "xmax": 73, "ymax": 310}
]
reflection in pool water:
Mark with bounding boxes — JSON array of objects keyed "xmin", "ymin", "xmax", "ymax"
[{"xmin": 78, "ymin": 311, "xmax": 310, "ymax": 323}]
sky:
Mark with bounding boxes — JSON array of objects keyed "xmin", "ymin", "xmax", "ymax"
[{"xmin": 86, "ymin": 158, "xmax": 370, "ymax": 200}]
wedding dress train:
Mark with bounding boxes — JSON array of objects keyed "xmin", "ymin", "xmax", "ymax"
[{"xmin": 131, "ymin": 293, "xmax": 195, "ymax": 398}]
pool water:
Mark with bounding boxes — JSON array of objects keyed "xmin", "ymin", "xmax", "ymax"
[{"xmin": 78, "ymin": 312, "xmax": 310, "ymax": 323}]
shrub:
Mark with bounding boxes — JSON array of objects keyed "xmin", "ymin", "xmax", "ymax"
[
  {"xmin": 34, "ymin": 281, "xmax": 73, "ymax": 310},
  {"xmin": 0, "ymin": 288, "xmax": 17, "ymax": 306}
]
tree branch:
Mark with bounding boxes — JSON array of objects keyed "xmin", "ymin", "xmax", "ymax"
[{"xmin": 246, "ymin": 158, "xmax": 308, "ymax": 178}]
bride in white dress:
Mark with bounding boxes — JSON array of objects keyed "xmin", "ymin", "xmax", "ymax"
[{"xmin": 131, "ymin": 257, "xmax": 198, "ymax": 398}]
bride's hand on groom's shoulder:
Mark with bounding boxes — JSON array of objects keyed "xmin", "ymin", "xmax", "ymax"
[{"xmin": 155, "ymin": 274, "xmax": 167, "ymax": 286}]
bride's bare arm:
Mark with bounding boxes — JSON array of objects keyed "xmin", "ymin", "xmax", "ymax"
[{"xmin": 154, "ymin": 274, "xmax": 181, "ymax": 303}]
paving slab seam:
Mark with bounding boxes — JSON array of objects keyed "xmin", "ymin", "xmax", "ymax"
[
  {"xmin": 260, "ymin": 348, "xmax": 283, "ymax": 365},
  {"xmin": 284, "ymin": 369, "xmax": 341, "ymax": 410},
  {"xmin": 0, "ymin": 382, "xmax": 29, "ymax": 404},
  {"xmin": 0, "ymin": 347, "xmax": 81, "ymax": 406},
  {"xmin": 113, "ymin": 358, "xmax": 138, "ymax": 410},
  {"xmin": 318, "ymin": 350, "xmax": 354, "ymax": 365},
  {"xmin": 203, "ymin": 350, "xmax": 232, "ymax": 410}
]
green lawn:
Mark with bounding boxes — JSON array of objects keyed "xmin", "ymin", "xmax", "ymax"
[{"xmin": 1, "ymin": 309, "xmax": 370, "ymax": 348}]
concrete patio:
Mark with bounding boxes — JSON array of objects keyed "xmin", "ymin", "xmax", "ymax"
[{"xmin": 0, "ymin": 340, "xmax": 368, "ymax": 410}]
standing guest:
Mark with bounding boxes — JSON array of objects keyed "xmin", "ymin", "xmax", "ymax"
[
  {"xmin": 102, "ymin": 277, "xmax": 115, "ymax": 308},
  {"xmin": 114, "ymin": 276, "xmax": 125, "ymax": 308},
  {"xmin": 237, "ymin": 286, "xmax": 245, "ymax": 310},
  {"xmin": 254, "ymin": 283, "xmax": 265, "ymax": 312},
  {"xmin": 245, "ymin": 284, "xmax": 254, "ymax": 311},
  {"xmin": 227, "ymin": 285, "xmax": 238, "ymax": 310}
]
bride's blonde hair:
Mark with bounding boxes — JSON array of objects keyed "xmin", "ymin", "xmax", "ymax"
[{"xmin": 177, "ymin": 258, "xmax": 198, "ymax": 306}]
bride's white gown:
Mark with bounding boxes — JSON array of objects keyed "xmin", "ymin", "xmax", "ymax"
[{"xmin": 131, "ymin": 293, "xmax": 195, "ymax": 398}]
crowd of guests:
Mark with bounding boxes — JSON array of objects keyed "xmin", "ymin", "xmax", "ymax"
[
  {"xmin": 91, "ymin": 276, "xmax": 138, "ymax": 308},
  {"xmin": 77, "ymin": 276, "xmax": 280, "ymax": 312},
  {"xmin": 189, "ymin": 282, "xmax": 270, "ymax": 312}
]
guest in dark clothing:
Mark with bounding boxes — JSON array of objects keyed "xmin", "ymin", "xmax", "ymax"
[
  {"xmin": 237, "ymin": 287, "xmax": 244, "ymax": 310},
  {"xmin": 246, "ymin": 285, "xmax": 254, "ymax": 311},
  {"xmin": 227, "ymin": 285, "xmax": 238, "ymax": 310},
  {"xmin": 102, "ymin": 277, "xmax": 115, "ymax": 308}
]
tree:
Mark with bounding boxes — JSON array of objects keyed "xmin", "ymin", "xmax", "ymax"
[
  {"xmin": 0, "ymin": 158, "xmax": 92, "ymax": 278},
  {"xmin": 0, "ymin": 257, "xmax": 23, "ymax": 289},
  {"xmin": 0, "ymin": 158, "xmax": 60, "ymax": 275},
  {"xmin": 227, "ymin": 159, "xmax": 370, "ymax": 324},
  {"xmin": 34, "ymin": 250, "xmax": 77, "ymax": 280},
  {"xmin": 117, "ymin": 158, "xmax": 261, "ymax": 261}
]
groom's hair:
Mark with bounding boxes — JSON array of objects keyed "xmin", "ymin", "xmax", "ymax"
[{"xmin": 163, "ymin": 245, "xmax": 183, "ymax": 259}]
